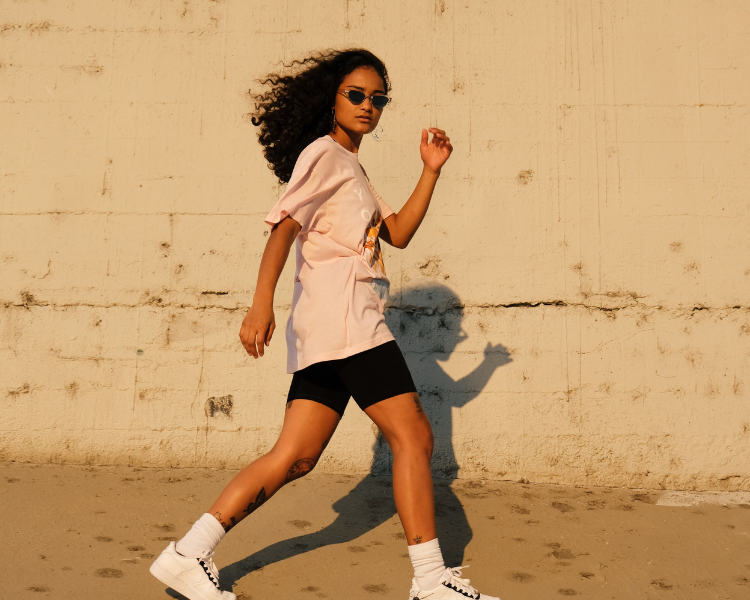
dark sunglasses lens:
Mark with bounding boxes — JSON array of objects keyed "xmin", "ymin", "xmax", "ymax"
[
  {"xmin": 347, "ymin": 90, "xmax": 366, "ymax": 104},
  {"xmin": 372, "ymin": 96, "xmax": 389, "ymax": 108}
]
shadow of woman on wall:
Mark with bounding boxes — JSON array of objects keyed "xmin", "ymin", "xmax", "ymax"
[{"xmin": 219, "ymin": 284, "xmax": 512, "ymax": 586}]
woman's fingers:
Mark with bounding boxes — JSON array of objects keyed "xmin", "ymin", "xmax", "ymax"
[
  {"xmin": 239, "ymin": 323, "xmax": 258, "ymax": 358},
  {"xmin": 239, "ymin": 321, "xmax": 275, "ymax": 358},
  {"xmin": 421, "ymin": 127, "xmax": 452, "ymax": 169},
  {"xmin": 427, "ymin": 128, "xmax": 451, "ymax": 151},
  {"xmin": 243, "ymin": 330, "xmax": 259, "ymax": 358},
  {"xmin": 257, "ymin": 330, "xmax": 267, "ymax": 356},
  {"xmin": 424, "ymin": 128, "xmax": 450, "ymax": 142}
]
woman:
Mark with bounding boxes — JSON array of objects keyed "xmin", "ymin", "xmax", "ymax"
[{"xmin": 150, "ymin": 48, "xmax": 499, "ymax": 600}]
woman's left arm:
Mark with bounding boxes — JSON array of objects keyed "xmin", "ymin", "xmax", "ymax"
[{"xmin": 379, "ymin": 127, "xmax": 453, "ymax": 249}]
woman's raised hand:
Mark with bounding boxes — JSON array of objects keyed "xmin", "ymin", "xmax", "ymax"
[
  {"xmin": 239, "ymin": 302, "xmax": 276, "ymax": 358},
  {"xmin": 420, "ymin": 128, "xmax": 453, "ymax": 175}
]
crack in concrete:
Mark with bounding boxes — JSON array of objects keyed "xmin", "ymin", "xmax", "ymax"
[
  {"xmin": 390, "ymin": 301, "xmax": 750, "ymax": 315},
  {"xmin": 4, "ymin": 300, "xmax": 748, "ymax": 314}
]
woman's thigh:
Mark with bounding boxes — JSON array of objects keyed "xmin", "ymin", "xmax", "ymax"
[
  {"xmin": 363, "ymin": 393, "xmax": 433, "ymax": 454},
  {"xmin": 270, "ymin": 399, "xmax": 342, "ymax": 471}
]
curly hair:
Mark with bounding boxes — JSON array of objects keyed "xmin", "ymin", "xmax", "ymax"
[{"xmin": 249, "ymin": 49, "xmax": 391, "ymax": 183}]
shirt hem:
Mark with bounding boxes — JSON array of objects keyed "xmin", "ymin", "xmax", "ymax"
[{"xmin": 287, "ymin": 332, "xmax": 395, "ymax": 374}]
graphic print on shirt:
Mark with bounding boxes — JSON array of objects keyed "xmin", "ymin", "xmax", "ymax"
[{"xmin": 362, "ymin": 208, "xmax": 387, "ymax": 278}]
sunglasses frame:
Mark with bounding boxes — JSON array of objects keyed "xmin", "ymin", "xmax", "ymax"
[{"xmin": 337, "ymin": 89, "xmax": 391, "ymax": 109}]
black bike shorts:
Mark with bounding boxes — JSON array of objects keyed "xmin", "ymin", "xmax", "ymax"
[{"xmin": 286, "ymin": 340, "xmax": 417, "ymax": 417}]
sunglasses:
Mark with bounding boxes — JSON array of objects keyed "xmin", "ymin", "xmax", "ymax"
[{"xmin": 337, "ymin": 89, "xmax": 391, "ymax": 109}]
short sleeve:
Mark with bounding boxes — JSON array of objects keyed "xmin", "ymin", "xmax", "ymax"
[
  {"xmin": 375, "ymin": 193, "xmax": 394, "ymax": 220},
  {"xmin": 264, "ymin": 166, "xmax": 328, "ymax": 233},
  {"xmin": 362, "ymin": 175, "xmax": 394, "ymax": 220}
]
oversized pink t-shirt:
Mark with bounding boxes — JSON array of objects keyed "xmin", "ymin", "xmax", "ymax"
[{"xmin": 265, "ymin": 135, "xmax": 395, "ymax": 373}]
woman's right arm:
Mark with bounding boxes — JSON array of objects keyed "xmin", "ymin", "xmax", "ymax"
[{"xmin": 239, "ymin": 216, "xmax": 301, "ymax": 358}]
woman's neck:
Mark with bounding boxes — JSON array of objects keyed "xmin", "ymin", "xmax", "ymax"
[{"xmin": 328, "ymin": 128, "xmax": 362, "ymax": 153}]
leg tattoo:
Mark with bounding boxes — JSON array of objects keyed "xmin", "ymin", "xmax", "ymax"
[
  {"xmin": 413, "ymin": 396, "xmax": 424, "ymax": 414},
  {"xmin": 286, "ymin": 458, "xmax": 316, "ymax": 483},
  {"xmin": 213, "ymin": 511, "xmax": 237, "ymax": 533},
  {"xmin": 413, "ymin": 535, "xmax": 423, "ymax": 544},
  {"xmin": 243, "ymin": 487, "xmax": 267, "ymax": 515}
]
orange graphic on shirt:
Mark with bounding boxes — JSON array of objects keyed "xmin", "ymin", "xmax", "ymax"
[{"xmin": 363, "ymin": 210, "xmax": 387, "ymax": 278}]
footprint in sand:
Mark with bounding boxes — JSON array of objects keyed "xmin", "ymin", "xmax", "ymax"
[
  {"xmin": 288, "ymin": 519, "xmax": 312, "ymax": 530},
  {"xmin": 558, "ymin": 589, "xmax": 578, "ymax": 596},
  {"xmin": 27, "ymin": 586, "xmax": 49, "ymax": 593},
  {"xmin": 362, "ymin": 583, "xmax": 389, "ymax": 594},
  {"xmin": 508, "ymin": 572, "xmax": 535, "ymax": 583},
  {"xmin": 94, "ymin": 536, "xmax": 112, "ymax": 542},
  {"xmin": 95, "ymin": 568, "xmax": 123, "ymax": 578}
]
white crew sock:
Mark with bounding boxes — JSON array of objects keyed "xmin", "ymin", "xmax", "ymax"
[
  {"xmin": 408, "ymin": 537, "xmax": 446, "ymax": 591},
  {"xmin": 175, "ymin": 513, "xmax": 226, "ymax": 559}
]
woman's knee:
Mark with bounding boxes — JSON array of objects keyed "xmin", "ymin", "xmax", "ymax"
[
  {"xmin": 390, "ymin": 419, "xmax": 434, "ymax": 459},
  {"xmin": 266, "ymin": 448, "xmax": 321, "ymax": 483},
  {"xmin": 284, "ymin": 456, "xmax": 318, "ymax": 482}
]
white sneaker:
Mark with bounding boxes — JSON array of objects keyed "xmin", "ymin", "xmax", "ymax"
[
  {"xmin": 409, "ymin": 566, "xmax": 500, "ymax": 600},
  {"xmin": 150, "ymin": 541, "xmax": 236, "ymax": 600}
]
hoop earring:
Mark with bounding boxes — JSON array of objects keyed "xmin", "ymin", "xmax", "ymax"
[
  {"xmin": 331, "ymin": 108, "xmax": 337, "ymax": 132},
  {"xmin": 371, "ymin": 122, "xmax": 384, "ymax": 142}
]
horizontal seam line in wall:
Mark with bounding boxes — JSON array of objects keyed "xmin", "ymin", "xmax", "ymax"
[
  {"xmin": 0, "ymin": 212, "xmax": 270, "ymax": 217},
  {"xmin": 2, "ymin": 98, "xmax": 749, "ymax": 108},
  {"xmin": 4, "ymin": 302, "xmax": 750, "ymax": 313}
]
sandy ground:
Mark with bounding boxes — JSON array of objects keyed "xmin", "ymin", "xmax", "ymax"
[{"xmin": 3, "ymin": 463, "xmax": 750, "ymax": 600}]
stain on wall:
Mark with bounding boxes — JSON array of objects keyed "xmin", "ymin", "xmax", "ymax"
[{"xmin": 205, "ymin": 394, "xmax": 233, "ymax": 419}]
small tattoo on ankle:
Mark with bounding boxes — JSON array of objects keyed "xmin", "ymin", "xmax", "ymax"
[
  {"xmin": 413, "ymin": 396, "xmax": 424, "ymax": 414},
  {"xmin": 243, "ymin": 487, "xmax": 267, "ymax": 515},
  {"xmin": 413, "ymin": 535, "xmax": 423, "ymax": 544}
]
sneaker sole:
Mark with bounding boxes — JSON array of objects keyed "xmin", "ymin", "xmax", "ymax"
[{"xmin": 150, "ymin": 559, "xmax": 229, "ymax": 600}]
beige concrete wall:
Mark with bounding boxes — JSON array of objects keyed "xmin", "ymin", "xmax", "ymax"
[{"xmin": 2, "ymin": 0, "xmax": 749, "ymax": 490}]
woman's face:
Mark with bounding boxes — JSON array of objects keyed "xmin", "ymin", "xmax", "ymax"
[{"xmin": 333, "ymin": 66, "xmax": 387, "ymax": 136}]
